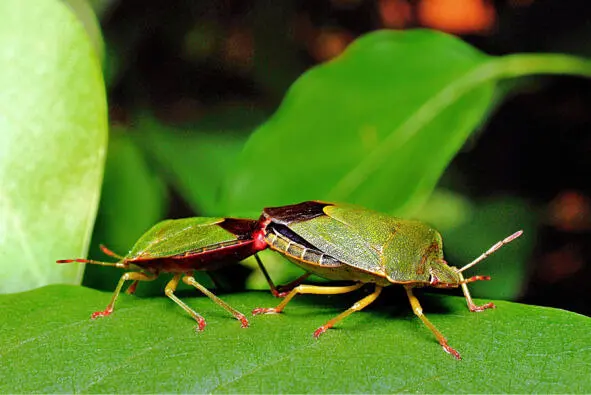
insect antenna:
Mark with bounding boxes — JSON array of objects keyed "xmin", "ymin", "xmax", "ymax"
[
  {"xmin": 56, "ymin": 258, "xmax": 127, "ymax": 268},
  {"xmin": 457, "ymin": 230, "xmax": 523, "ymax": 273},
  {"xmin": 100, "ymin": 244, "xmax": 125, "ymax": 260},
  {"xmin": 460, "ymin": 275, "xmax": 491, "ymax": 284}
]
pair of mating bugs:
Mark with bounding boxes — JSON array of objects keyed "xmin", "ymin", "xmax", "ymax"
[{"xmin": 59, "ymin": 201, "xmax": 522, "ymax": 359}]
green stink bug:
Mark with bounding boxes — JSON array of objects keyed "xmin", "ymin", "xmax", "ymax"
[
  {"xmin": 58, "ymin": 216, "xmax": 272, "ymax": 330},
  {"xmin": 253, "ymin": 201, "xmax": 522, "ymax": 359}
]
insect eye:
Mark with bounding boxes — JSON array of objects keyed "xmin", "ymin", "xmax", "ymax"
[{"xmin": 429, "ymin": 270, "xmax": 440, "ymax": 285}]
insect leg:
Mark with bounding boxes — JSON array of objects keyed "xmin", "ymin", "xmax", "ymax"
[
  {"xmin": 313, "ymin": 284, "xmax": 383, "ymax": 338},
  {"xmin": 458, "ymin": 272, "xmax": 495, "ymax": 312},
  {"xmin": 404, "ymin": 286, "xmax": 461, "ymax": 360},
  {"xmin": 99, "ymin": 244, "xmax": 125, "ymax": 260},
  {"xmin": 252, "ymin": 283, "xmax": 364, "ymax": 315},
  {"xmin": 164, "ymin": 274, "xmax": 207, "ymax": 331},
  {"xmin": 92, "ymin": 272, "xmax": 157, "ymax": 319},
  {"xmin": 125, "ymin": 280, "xmax": 139, "ymax": 295},
  {"xmin": 274, "ymin": 273, "xmax": 312, "ymax": 298},
  {"xmin": 182, "ymin": 275, "xmax": 249, "ymax": 328},
  {"xmin": 253, "ymin": 254, "xmax": 312, "ymax": 297}
]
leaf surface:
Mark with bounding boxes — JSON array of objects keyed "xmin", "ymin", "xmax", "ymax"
[{"xmin": 1, "ymin": 285, "xmax": 589, "ymax": 393}]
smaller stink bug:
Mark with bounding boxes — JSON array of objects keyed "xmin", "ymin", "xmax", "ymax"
[
  {"xmin": 253, "ymin": 201, "xmax": 522, "ymax": 359},
  {"xmin": 58, "ymin": 216, "xmax": 271, "ymax": 330}
]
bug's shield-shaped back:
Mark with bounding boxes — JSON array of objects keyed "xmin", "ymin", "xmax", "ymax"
[{"xmin": 381, "ymin": 220, "xmax": 448, "ymax": 284}]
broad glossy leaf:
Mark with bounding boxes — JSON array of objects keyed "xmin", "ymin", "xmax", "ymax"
[
  {"xmin": 1, "ymin": 286, "xmax": 589, "ymax": 393},
  {"xmin": 221, "ymin": 29, "xmax": 493, "ymax": 216},
  {"xmin": 0, "ymin": 0, "xmax": 107, "ymax": 293},
  {"xmin": 220, "ymin": 29, "xmax": 591, "ymax": 217}
]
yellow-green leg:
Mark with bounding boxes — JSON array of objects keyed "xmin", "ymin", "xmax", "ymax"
[
  {"xmin": 274, "ymin": 273, "xmax": 312, "ymax": 298},
  {"xmin": 92, "ymin": 272, "xmax": 157, "ymax": 319},
  {"xmin": 164, "ymin": 274, "xmax": 207, "ymax": 331},
  {"xmin": 404, "ymin": 286, "xmax": 461, "ymax": 360},
  {"xmin": 182, "ymin": 275, "xmax": 249, "ymax": 328},
  {"xmin": 252, "ymin": 282, "xmax": 364, "ymax": 315},
  {"xmin": 313, "ymin": 285, "xmax": 383, "ymax": 338}
]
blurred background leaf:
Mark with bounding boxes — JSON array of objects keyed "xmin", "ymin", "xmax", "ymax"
[
  {"xmin": 82, "ymin": 129, "xmax": 167, "ymax": 291},
  {"xmin": 63, "ymin": 0, "xmax": 105, "ymax": 64},
  {"xmin": 220, "ymin": 30, "xmax": 495, "ymax": 217},
  {"xmin": 138, "ymin": 108, "xmax": 267, "ymax": 216},
  {"xmin": 0, "ymin": 0, "xmax": 107, "ymax": 293},
  {"xmin": 439, "ymin": 196, "xmax": 537, "ymax": 300},
  {"xmin": 216, "ymin": 30, "xmax": 590, "ymax": 296}
]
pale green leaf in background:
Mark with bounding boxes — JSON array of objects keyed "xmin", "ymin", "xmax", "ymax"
[
  {"xmin": 0, "ymin": 0, "xmax": 107, "ymax": 293},
  {"xmin": 63, "ymin": 0, "xmax": 105, "ymax": 63}
]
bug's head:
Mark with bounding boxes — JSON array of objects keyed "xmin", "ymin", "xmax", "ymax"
[{"xmin": 427, "ymin": 259, "xmax": 462, "ymax": 288}]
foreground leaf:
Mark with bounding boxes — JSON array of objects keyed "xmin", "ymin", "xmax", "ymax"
[
  {"xmin": 0, "ymin": 0, "xmax": 107, "ymax": 292},
  {"xmin": 1, "ymin": 286, "xmax": 589, "ymax": 393}
]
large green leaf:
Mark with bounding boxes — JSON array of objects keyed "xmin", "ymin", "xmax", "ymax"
[
  {"xmin": 1, "ymin": 286, "xmax": 589, "ymax": 393},
  {"xmin": 0, "ymin": 0, "xmax": 107, "ymax": 293},
  {"xmin": 220, "ymin": 29, "xmax": 591, "ymax": 217}
]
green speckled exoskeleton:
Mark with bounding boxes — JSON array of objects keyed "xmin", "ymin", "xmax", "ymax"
[{"xmin": 253, "ymin": 201, "xmax": 522, "ymax": 359}]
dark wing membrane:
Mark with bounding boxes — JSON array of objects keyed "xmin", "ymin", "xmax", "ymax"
[
  {"xmin": 267, "ymin": 222, "xmax": 319, "ymax": 250},
  {"xmin": 218, "ymin": 218, "xmax": 259, "ymax": 240},
  {"xmin": 262, "ymin": 201, "xmax": 333, "ymax": 225}
]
